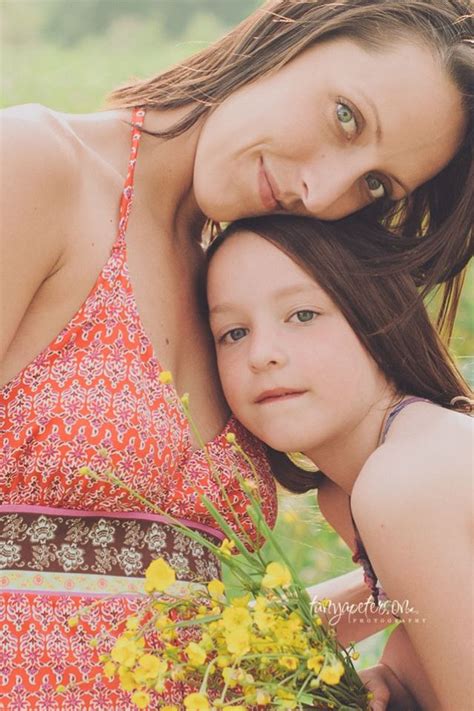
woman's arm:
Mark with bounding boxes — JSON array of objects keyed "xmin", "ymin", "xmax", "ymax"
[
  {"xmin": 351, "ymin": 414, "xmax": 473, "ymax": 709},
  {"xmin": 0, "ymin": 105, "xmax": 72, "ymax": 375}
]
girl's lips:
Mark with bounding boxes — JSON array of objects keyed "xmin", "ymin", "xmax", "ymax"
[
  {"xmin": 258, "ymin": 158, "xmax": 278, "ymax": 211},
  {"xmin": 255, "ymin": 389, "xmax": 306, "ymax": 404}
]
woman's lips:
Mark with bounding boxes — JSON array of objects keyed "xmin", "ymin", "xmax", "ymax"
[{"xmin": 258, "ymin": 158, "xmax": 279, "ymax": 211}]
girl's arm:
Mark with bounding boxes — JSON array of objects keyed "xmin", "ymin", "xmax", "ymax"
[
  {"xmin": 309, "ymin": 478, "xmax": 392, "ymax": 645},
  {"xmin": 351, "ymin": 415, "xmax": 473, "ymax": 709}
]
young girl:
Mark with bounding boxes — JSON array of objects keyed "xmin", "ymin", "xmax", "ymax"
[{"xmin": 206, "ymin": 214, "xmax": 473, "ymax": 710}]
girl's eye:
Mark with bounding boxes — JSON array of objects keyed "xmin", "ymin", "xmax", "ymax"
[
  {"xmin": 365, "ymin": 173, "xmax": 386, "ymax": 200},
  {"xmin": 289, "ymin": 310, "xmax": 318, "ymax": 323},
  {"xmin": 336, "ymin": 102, "xmax": 357, "ymax": 138},
  {"xmin": 221, "ymin": 327, "xmax": 248, "ymax": 344}
]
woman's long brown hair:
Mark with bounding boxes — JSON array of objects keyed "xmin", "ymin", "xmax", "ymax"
[
  {"xmin": 108, "ymin": 0, "xmax": 473, "ymax": 339},
  {"xmin": 207, "ymin": 214, "xmax": 472, "ymax": 493}
]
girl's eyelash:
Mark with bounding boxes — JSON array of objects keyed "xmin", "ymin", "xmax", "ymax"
[{"xmin": 218, "ymin": 327, "xmax": 247, "ymax": 345}]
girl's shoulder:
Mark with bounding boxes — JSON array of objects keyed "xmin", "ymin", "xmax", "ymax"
[{"xmin": 352, "ymin": 403, "xmax": 472, "ymax": 524}]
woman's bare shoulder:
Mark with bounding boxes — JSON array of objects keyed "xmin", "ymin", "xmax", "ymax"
[
  {"xmin": 0, "ymin": 104, "xmax": 81, "ymax": 362},
  {"xmin": 1, "ymin": 103, "xmax": 80, "ymax": 179}
]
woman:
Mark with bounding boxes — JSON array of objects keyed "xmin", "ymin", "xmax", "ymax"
[
  {"xmin": 0, "ymin": 0, "xmax": 472, "ymax": 707},
  {"xmin": 206, "ymin": 213, "xmax": 473, "ymax": 710}
]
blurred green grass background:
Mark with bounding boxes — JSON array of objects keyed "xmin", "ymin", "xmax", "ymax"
[{"xmin": 2, "ymin": 0, "xmax": 472, "ymax": 669}]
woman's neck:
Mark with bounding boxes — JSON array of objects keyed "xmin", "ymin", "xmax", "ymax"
[
  {"xmin": 129, "ymin": 106, "xmax": 207, "ymax": 241},
  {"xmin": 305, "ymin": 392, "xmax": 399, "ymax": 496}
]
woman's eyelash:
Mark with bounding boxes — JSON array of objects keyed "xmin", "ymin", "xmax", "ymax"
[{"xmin": 335, "ymin": 98, "xmax": 360, "ymax": 138}]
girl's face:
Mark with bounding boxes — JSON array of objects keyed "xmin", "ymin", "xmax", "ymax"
[
  {"xmin": 194, "ymin": 37, "xmax": 465, "ymax": 222},
  {"xmin": 207, "ymin": 231, "xmax": 390, "ymax": 458}
]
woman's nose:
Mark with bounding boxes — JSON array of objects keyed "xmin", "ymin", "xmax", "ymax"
[{"xmin": 300, "ymin": 153, "xmax": 367, "ymax": 219}]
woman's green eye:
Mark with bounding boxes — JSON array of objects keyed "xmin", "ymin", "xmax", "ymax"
[
  {"xmin": 365, "ymin": 173, "xmax": 386, "ymax": 200},
  {"xmin": 336, "ymin": 102, "xmax": 357, "ymax": 136}
]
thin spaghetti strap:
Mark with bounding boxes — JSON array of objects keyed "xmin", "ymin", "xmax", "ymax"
[
  {"xmin": 380, "ymin": 396, "xmax": 429, "ymax": 443},
  {"xmin": 116, "ymin": 107, "xmax": 146, "ymax": 247}
]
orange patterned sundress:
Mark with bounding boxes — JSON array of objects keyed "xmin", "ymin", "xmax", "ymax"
[{"xmin": 0, "ymin": 108, "xmax": 278, "ymax": 709}]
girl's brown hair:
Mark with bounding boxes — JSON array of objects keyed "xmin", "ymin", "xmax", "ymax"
[
  {"xmin": 108, "ymin": 0, "xmax": 473, "ymax": 339},
  {"xmin": 206, "ymin": 214, "xmax": 472, "ymax": 493}
]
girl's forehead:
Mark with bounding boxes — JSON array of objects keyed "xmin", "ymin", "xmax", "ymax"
[{"xmin": 207, "ymin": 231, "xmax": 327, "ymax": 303}]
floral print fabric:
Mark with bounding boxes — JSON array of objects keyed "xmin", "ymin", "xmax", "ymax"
[{"xmin": 0, "ymin": 107, "xmax": 277, "ymax": 708}]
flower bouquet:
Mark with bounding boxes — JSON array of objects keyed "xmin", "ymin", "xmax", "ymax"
[{"xmin": 70, "ymin": 374, "xmax": 371, "ymax": 711}]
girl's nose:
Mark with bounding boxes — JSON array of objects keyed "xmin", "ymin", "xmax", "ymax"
[{"xmin": 248, "ymin": 334, "xmax": 287, "ymax": 373}]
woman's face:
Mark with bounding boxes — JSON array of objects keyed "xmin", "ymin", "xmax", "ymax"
[
  {"xmin": 194, "ymin": 37, "xmax": 465, "ymax": 222},
  {"xmin": 207, "ymin": 231, "xmax": 389, "ymax": 458}
]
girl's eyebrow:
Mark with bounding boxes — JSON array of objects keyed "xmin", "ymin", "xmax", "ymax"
[{"xmin": 209, "ymin": 282, "xmax": 321, "ymax": 316}]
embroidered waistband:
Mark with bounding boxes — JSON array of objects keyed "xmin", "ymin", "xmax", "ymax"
[{"xmin": 0, "ymin": 506, "xmax": 222, "ymax": 588}]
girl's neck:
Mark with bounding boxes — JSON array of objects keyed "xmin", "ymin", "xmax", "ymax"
[{"xmin": 306, "ymin": 391, "xmax": 400, "ymax": 496}]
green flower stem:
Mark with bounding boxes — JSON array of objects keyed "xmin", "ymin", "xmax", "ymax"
[
  {"xmin": 200, "ymin": 495, "xmax": 265, "ymax": 572},
  {"xmin": 180, "ymin": 400, "xmax": 255, "ymax": 550}
]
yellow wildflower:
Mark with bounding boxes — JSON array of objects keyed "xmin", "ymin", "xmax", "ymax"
[
  {"xmin": 56, "ymin": 685, "xmax": 66, "ymax": 694},
  {"xmin": 320, "ymin": 659, "xmax": 345, "ymax": 685},
  {"xmin": 155, "ymin": 614, "xmax": 171, "ymax": 631},
  {"xmin": 261, "ymin": 561, "xmax": 292, "ymax": 589},
  {"xmin": 118, "ymin": 667, "xmax": 136, "ymax": 692},
  {"xmin": 307, "ymin": 654, "xmax": 324, "ymax": 673},
  {"xmin": 135, "ymin": 653, "xmax": 166, "ymax": 681},
  {"xmin": 103, "ymin": 661, "xmax": 116, "ymax": 679},
  {"xmin": 131, "ymin": 690, "xmax": 150, "ymax": 709},
  {"xmin": 207, "ymin": 578, "xmax": 225, "ymax": 600},
  {"xmin": 219, "ymin": 538, "xmax": 236, "ymax": 556},
  {"xmin": 222, "ymin": 667, "xmax": 239, "ymax": 688},
  {"xmin": 222, "ymin": 606, "xmax": 252, "ymax": 631},
  {"xmin": 159, "ymin": 370, "xmax": 173, "ymax": 384},
  {"xmin": 111, "ymin": 635, "xmax": 144, "ymax": 668},
  {"xmin": 225, "ymin": 432, "xmax": 236, "ymax": 444},
  {"xmin": 231, "ymin": 592, "xmax": 252, "ymax": 608},
  {"xmin": 184, "ymin": 692, "xmax": 210, "ymax": 711},
  {"xmin": 224, "ymin": 628, "xmax": 250, "ymax": 656},
  {"xmin": 279, "ymin": 655, "xmax": 298, "ymax": 670},
  {"xmin": 199, "ymin": 632, "xmax": 214, "ymax": 651},
  {"xmin": 67, "ymin": 616, "xmax": 79, "ymax": 628},
  {"xmin": 185, "ymin": 642, "xmax": 207, "ymax": 667},
  {"xmin": 181, "ymin": 393, "xmax": 190, "ymax": 407},
  {"xmin": 216, "ymin": 655, "xmax": 231, "ymax": 668},
  {"xmin": 144, "ymin": 558, "xmax": 176, "ymax": 593},
  {"xmin": 161, "ymin": 707, "xmax": 179, "ymax": 711},
  {"xmin": 223, "ymin": 707, "xmax": 247, "ymax": 711}
]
